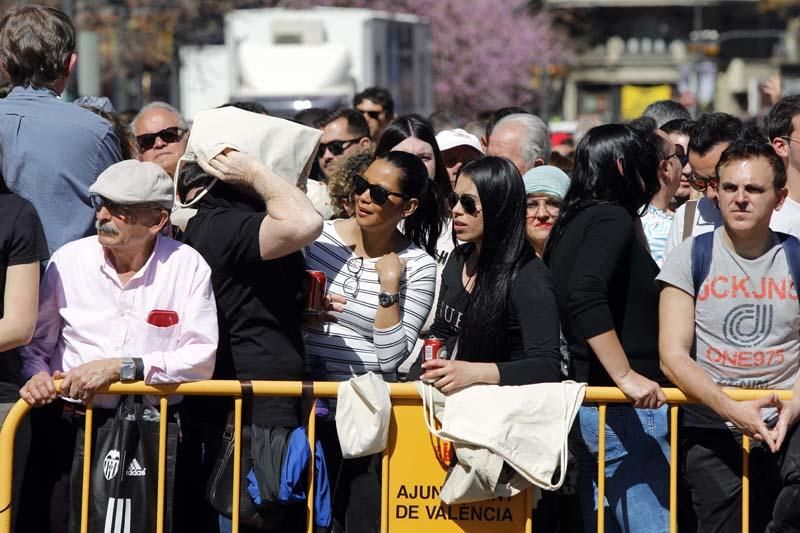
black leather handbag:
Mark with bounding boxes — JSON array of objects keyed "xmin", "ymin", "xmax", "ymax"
[{"xmin": 205, "ymin": 382, "xmax": 292, "ymax": 531}]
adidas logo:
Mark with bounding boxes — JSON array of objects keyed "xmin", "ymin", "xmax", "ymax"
[{"xmin": 125, "ymin": 458, "xmax": 146, "ymax": 477}]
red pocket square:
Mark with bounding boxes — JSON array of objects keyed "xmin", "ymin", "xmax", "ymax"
[{"xmin": 147, "ymin": 309, "xmax": 179, "ymax": 327}]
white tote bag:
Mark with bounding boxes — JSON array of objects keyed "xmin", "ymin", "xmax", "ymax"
[{"xmin": 335, "ymin": 372, "xmax": 392, "ymax": 458}]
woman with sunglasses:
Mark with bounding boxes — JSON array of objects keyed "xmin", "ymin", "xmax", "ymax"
[
  {"xmin": 375, "ymin": 114, "xmax": 453, "ymax": 259},
  {"xmin": 418, "ymin": 156, "xmax": 561, "ymax": 392},
  {"xmin": 375, "ymin": 115, "xmax": 461, "ymax": 367},
  {"xmin": 544, "ymin": 124, "xmax": 669, "ymax": 533},
  {"xmin": 303, "ymin": 150, "xmax": 442, "ymax": 532}
]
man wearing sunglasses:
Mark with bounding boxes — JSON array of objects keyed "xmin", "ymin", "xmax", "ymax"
[
  {"xmin": 353, "ymin": 86, "xmax": 394, "ymax": 139},
  {"xmin": 317, "ymin": 108, "xmax": 372, "ymax": 182},
  {"xmin": 133, "ymin": 101, "xmax": 190, "ymax": 178},
  {"xmin": 767, "ymin": 95, "xmax": 800, "ymax": 237},
  {"xmin": 665, "ymin": 113, "xmax": 744, "ymax": 256},
  {"xmin": 630, "ymin": 117, "xmax": 684, "ymax": 267},
  {"xmin": 661, "ymin": 118, "xmax": 695, "ymax": 209}
]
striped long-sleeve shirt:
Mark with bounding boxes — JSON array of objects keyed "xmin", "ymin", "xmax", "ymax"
[{"xmin": 304, "ymin": 221, "xmax": 437, "ymax": 382}]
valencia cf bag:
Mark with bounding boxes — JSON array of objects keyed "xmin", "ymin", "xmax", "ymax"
[{"xmin": 69, "ymin": 397, "xmax": 178, "ymax": 533}]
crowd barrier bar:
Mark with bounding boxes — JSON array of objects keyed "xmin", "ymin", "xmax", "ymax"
[{"xmin": 0, "ymin": 382, "xmax": 792, "ymax": 533}]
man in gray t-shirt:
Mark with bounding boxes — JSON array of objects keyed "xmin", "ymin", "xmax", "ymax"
[
  {"xmin": 660, "ymin": 228, "xmax": 800, "ymax": 395},
  {"xmin": 658, "ymin": 140, "xmax": 800, "ymax": 532}
]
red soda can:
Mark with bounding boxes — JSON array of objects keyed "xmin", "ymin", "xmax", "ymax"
[
  {"xmin": 423, "ymin": 336, "xmax": 448, "ymax": 361},
  {"xmin": 304, "ymin": 270, "xmax": 327, "ymax": 314}
]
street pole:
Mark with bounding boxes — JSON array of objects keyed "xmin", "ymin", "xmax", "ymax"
[
  {"xmin": 62, "ymin": 0, "xmax": 77, "ymax": 100},
  {"xmin": 691, "ymin": 4, "xmax": 703, "ymax": 117}
]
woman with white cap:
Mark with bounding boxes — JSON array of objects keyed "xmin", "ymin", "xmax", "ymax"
[{"xmin": 522, "ymin": 165, "xmax": 571, "ymax": 257}]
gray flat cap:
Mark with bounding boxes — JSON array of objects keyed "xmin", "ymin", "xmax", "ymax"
[{"xmin": 90, "ymin": 160, "xmax": 174, "ymax": 209}]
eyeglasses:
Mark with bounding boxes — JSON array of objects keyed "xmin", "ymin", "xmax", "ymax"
[
  {"xmin": 135, "ymin": 126, "xmax": 187, "ymax": 152},
  {"xmin": 447, "ymin": 192, "xmax": 480, "ymax": 216},
  {"xmin": 352, "ymin": 175, "xmax": 409, "ymax": 205},
  {"xmin": 526, "ymin": 197, "xmax": 561, "ymax": 216},
  {"xmin": 317, "ymin": 138, "xmax": 361, "ymax": 159},
  {"xmin": 667, "ymin": 145, "xmax": 689, "ymax": 168},
  {"xmin": 91, "ymin": 195, "xmax": 163, "ymax": 218},
  {"xmin": 781, "ymin": 136, "xmax": 800, "ymax": 145},
  {"xmin": 356, "ymin": 108, "xmax": 383, "ymax": 120},
  {"xmin": 342, "ymin": 256, "xmax": 363, "ymax": 298},
  {"xmin": 687, "ymin": 174, "xmax": 718, "ymax": 193}
]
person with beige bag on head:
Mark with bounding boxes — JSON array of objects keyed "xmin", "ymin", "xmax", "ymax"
[{"xmin": 175, "ymin": 106, "xmax": 324, "ymax": 532}]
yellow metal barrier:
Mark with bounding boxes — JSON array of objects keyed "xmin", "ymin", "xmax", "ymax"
[{"xmin": 0, "ymin": 383, "xmax": 791, "ymax": 533}]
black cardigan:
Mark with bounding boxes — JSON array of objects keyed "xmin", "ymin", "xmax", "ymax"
[{"xmin": 546, "ymin": 203, "xmax": 668, "ymax": 386}]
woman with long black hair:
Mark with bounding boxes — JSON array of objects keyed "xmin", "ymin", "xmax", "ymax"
[
  {"xmin": 544, "ymin": 124, "xmax": 670, "ymax": 533},
  {"xmin": 304, "ymin": 150, "xmax": 442, "ymax": 532},
  {"xmin": 419, "ymin": 156, "xmax": 561, "ymax": 390}
]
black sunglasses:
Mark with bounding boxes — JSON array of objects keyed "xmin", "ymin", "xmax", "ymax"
[
  {"xmin": 135, "ymin": 126, "xmax": 186, "ymax": 152},
  {"xmin": 357, "ymin": 109, "xmax": 383, "ymax": 120},
  {"xmin": 667, "ymin": 145, "xmax": 689, "ymax": 168},
  {"xmin": 353, "ymin": 175, "xmax": 408, "ymax": 205},
  {"xmin": 91, "ymin": 195, "xmax": 162, "ymax": 217},
  {"xmin": 448, "ymin": 192, "xmax": 479, "ymax": 216},
  {"xmin": 317, "ymin": 138, "xmax": 361, "ymax": 159}
]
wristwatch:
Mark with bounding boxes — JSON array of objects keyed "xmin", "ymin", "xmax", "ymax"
[
  {"xmin": 120, "ymin": 357, "xmax": 136, "ymax": 382},
  {"xmin": 378, "ymin": 292, "xmax": 399, "ymax": 308}
]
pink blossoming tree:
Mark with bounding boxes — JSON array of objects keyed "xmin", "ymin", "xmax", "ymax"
[{"xmin": 286, "ymin": 0, "xmax": 571, "ymax": 120}]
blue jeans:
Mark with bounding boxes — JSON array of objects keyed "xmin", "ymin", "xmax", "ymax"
[
  {"xmin": 218, "ymin": 515, "xmax": 233, "ymax": 533},
  {"xmin": 574, "ymin": 404, "xmax": 670, "ymax": 533}
]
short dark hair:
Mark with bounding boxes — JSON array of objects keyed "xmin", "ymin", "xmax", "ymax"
[
  {"xmin": 641, "ymin": 100, "xmax": 691, "ymax": 127},
  {"xmin": 219, "ymin": 101, "xmax": 269, "ymax": 115},
  {"xmin": 318, "ymin": 108, "xmax": 370, "ymax": 140},
  {"xmin": 717, "ymin": 139, "xmax": 787, "ymax": 190},
  {"xmin": 628, "ymin": 116, "xmax": 670, "ymax": 159},
  {"xmin": 485, "ymin": 106, "xmax": 528, "ymax": 141},
  {"xmin": 660, "ymin": 118, "xmax": 693, "ymax": 136},
  {"xmin": 0, "ymin": 5, "xmax": 75, "ymax": 88},
  {"xmin": 766, "ymin": 95, "xmax": 800, "ymax": 142},
  {"xmin": 688, "ymin": 113, "xmax": 743, "ymax": 157},
  {"xmin": 353, "ymin": 87, "xmax": 395, "ymax": 117},
  {"xmin": 293, "ymin": 107, "xmax": 328, "ymax": 127}
]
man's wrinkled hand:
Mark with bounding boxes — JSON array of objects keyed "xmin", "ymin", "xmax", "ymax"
[
  {"xmin": 19, "ymin": 371, "xmax": 57, "ymax": 407},
  {"xmin": 198, "ymin": 149, "xmax": 268, "ymax": 189},
  {"xmin": 60, "ymin": 359, "xmax": 121, "ymax": 402}
]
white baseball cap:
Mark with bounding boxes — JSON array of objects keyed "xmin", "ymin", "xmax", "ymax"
[{"xmin": 435, "ymin": 129, "xmax": 484, "ymax": 154}]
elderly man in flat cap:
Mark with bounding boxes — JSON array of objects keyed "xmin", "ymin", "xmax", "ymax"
[{"xmin": 17, "ymin": 159, "xmax": 218, "ymax": 532}]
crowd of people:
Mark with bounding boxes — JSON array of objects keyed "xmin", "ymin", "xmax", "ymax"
[{"xmin": 3, "ymin": 4, "xmax": 800, "ymax": 533}]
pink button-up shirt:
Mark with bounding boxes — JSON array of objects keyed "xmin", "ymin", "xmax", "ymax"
[{"xmin": 21, "ymin": 235, "xmax": 218, "ymax": 408}]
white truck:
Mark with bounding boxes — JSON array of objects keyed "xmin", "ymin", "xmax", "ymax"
[{"xmin": 178, "ymin": 7, "xmax": 433, "ymax": 121}]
